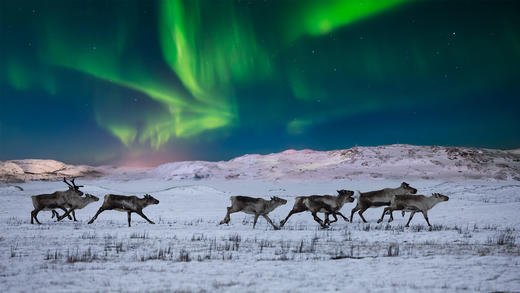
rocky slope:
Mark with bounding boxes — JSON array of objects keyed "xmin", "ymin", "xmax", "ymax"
[
  {"xmin": 151, "ymin": 145, "xmax": 520, "ymax": 181},
  {"xmin": 2, "ymin": 145, "xmax": 519, "ymax": 182},
  {"xmin": 0, "ymin": 159, "xmax": 103, "ymax": 182}
]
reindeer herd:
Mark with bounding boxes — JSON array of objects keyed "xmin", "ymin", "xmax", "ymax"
[{"xmin": 30, "ymin": 178, "xmax": 449, "ymax": 229}]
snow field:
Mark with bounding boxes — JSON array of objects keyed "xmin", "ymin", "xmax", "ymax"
[{"xmin": 0, "ymin": 178, "xmax": 519, "ymax": 292}]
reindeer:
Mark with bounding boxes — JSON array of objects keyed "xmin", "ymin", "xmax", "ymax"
[
  {"xmin": 30, "ymin": 178, "xmax": 87, "ymax": 224},
  {"xmin": 349, "ymin": 182, "xmax": 417, "ymax": 223},
  {"xmin": 56, "ymin": 193, "xmax": 100, "ymax": 221},
  {"xmin": 377, "ymin": 193, "xmax": 449, "ymax": 226},
  {"xmin": 88, "ymin": 194, "xmax": 159, "ymax": 227},
  {"xmin": 219, "ymin": 196, "xmax": 287, "ymax": 230},
  {"xmin": 51, "ymin": 178, "xmax": 90, "ymax": 221},
  {"xmin": 280, "ymin": 190, "xmax": 355, "ymax": 228}
]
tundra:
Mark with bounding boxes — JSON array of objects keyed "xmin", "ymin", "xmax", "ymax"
[
  {"xmin": 88, "ymin": 194, "xmax": 159, "ymax": 227},
  {"xmin": 350, "ymin": 182, "xmax": 417, "ymax": 223},
  {"xmin": 377, "ymin": 193, "xmax": 449, "ymax": 226},
  {"xmin": 219, "ymin": 196, "xmax": 287, "ymax": 230},
  {"xmin": 280, "ymin": 190, "xmax": 355, "ymax": 228},
  {"xmin": 30, "ymin": 178, "xmax": 96, "ymax": 224}
]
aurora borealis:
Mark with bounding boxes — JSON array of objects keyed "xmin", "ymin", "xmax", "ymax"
[{"xmin": 1, "ymin": 0, "xmax": 519, "ymax": 165}]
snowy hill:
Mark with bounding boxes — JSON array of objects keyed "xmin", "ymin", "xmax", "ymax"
[
  {"xmin": 2, "ymin": 145, "xmax": 519, "ymax": 182},
  {"xmin": 0, "ymin": 159, "xmax": 103, "ymax": 182},
  {"xmin": 152, "ymin": 145, "xmax": 520, "ymax": 181}
]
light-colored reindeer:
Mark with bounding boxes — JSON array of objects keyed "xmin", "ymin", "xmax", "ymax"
[
  {"xmin": 219, "ymin": 196, "xmax": 287, "ymax": 230},
  {"xmin": 350, "ymin": 182, "xmax": 417, "ymax": 223},
  {"xmin": 280, "ymin": 190, "xmax": 355, "ymax": 228},
  {"xmin": 31, "ymin": 178, "xmax": 98, "ymax": 224},
  {"xmin": 377, "ymin": 193, "xmax": 449, "ymax": 226},
  {"xmin": 88, "ymin": 194, "xmax": 159, "ymax": 227}
]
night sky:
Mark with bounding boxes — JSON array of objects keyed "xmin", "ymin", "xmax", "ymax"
[{"xmin": 1, "ymin": 0, "xmax": 519, "ymax": 166}]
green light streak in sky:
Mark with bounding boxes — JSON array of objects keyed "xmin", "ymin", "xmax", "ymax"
[
  {"xmin": 6, "ymin": 59, "xmax": 31, "ymax": 91},
  {"xmin": 159, "ymin": 0, "xmax": 272, "ymax": 102},
  {"xmin": 35, "ymin": 1, "xmax": 256, "ymax": 149},
  {"xmin": 288, "ymin": 0, "xmax": 409, "ymax": 40}
]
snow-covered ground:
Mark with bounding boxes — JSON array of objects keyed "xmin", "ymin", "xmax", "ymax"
[{"xmin": 1, "ymin": 178, "xmax": 519, "ymax": 292}]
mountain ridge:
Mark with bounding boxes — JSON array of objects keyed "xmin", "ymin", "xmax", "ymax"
[{"xmin": 2, "ymin": 144, "xmax": 519, "ymax": 182}]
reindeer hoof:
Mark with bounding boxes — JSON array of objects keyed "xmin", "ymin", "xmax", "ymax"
[
  {"xmin": 405, "ymin": 224, "xmax": 410, "ymax": 227},
  {"xmin": 377, "ymin": 219, "xmax": 382, "ymax": 223},
  {"xmin": 150, "ymin": 221, "xmax": 155, "ymax": 224},
  {"xmin": 274, "ymin": 226, "xmax": 280, "ymax": 230}
]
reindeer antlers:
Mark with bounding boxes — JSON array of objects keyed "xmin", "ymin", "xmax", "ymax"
[
  {"xmin": 63, "ymin": 177, "xmax": 73, "ymax": 188},
  {"xmin": 70, "ymin": 178, "xmax": 84, "ymax": 188},
  {"xmin": 63, "ymin": 177, "xmax": 83, "ymax": 189}
]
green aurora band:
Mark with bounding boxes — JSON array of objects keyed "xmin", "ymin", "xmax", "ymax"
[
  {"xmin": 1, "ymin": 0, "xmax": 414, "ymax": 149},
  {"xmin": 1, "ymin": 0, "xmax": 519, "ymax": 162}
]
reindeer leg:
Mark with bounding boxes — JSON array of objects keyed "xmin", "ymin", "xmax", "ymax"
[
  {"xmin": 421, "ymin": 211, "xmax": 431, "ymax": 227},
  {"xmin": 405, "ymin": 211, "xmax": 416, "ymax": 227},
  {"xmin": 61, "ymin": 207, "xmax": 73, "ymax": 220},
  {"xmin": 53, "ymin": 208, "xmax": 72, "ymax": 220},
  {"xmin": 219, "ymin": 206, "xmax": 236, "ymax": 225},
  {"xmin": 88, "ymin": 208, "xmax": 105, "ymax": 224},
  {"xmin": 136, "ymin": 211, "xmax": 155, "ymax": 225},
  {"xmin": 127, "ymin": 212, "xmax": 132, "ymax": 227},
  {"xmin": 328, "ymin": 213, "xmax": 339, "ymax": 224},
  {"xmin": 324, "ymin": 213, "xmax": 330, "ymax": 225},
  {"xmin": 252, "ymin": 214, "xmax": 260, "ymax": 229},
  {"xmin": 58, "ymin": 208, "xmax": 75, "ymax": 221},
  {"xmin": 358, "ymin": 207, "xmax": 369, "ymax": 223},
  {"xmin": 280, "ymin": 209, "xmax": 303, "ymax": 227},
  {"xmin": 377, "ymin": 207, "xmax": 390, "ymax": 223},
  {"xmin": 31, "ymin": 209, "xmax": 42, "ymax": 225},
  {"xmin": 311, "ymin": 212, "xmax": 328, "ymax": 228},
  {"xmin": 388, "ymin": 209, "xmax": 394, "ymax": 223},
  {"xmin": 72, "ymin": 210, "xmax": 77, "ymax": 221},
  {"xmin": 350, "ymin": 206, "xmax": 360, "ymax": 223},
  {"xmin": 263, "ymin": 215, "xmax": 279, "ymax": 230},
  {"xmin": 336, "ymin": 212, "xmax": 349, "ymax": 222}
]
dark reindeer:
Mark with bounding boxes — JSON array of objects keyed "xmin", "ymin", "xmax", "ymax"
[
  {"xmin": 88, "ymin": 194, "xmax": 159, "ymax": 227},
  {"xmin": 219, "ymin": 196, "xmax": 287, "ymax": 230},
  {"xmin": 31, "ymin": 178, "xmax": 96, "ymax": 224},
  {"xmin": 53, "ymin": 178, "xmax": 99, "ymax": 221},
  {"xmin": 350, "ymin": 182, "xmax": 418, "ymax": 223},
  {"xmin": 280, "ymin": 190, "xmax": 355, "ymax": 228},
  {"xmin": 377, "ymin": 193, "xmax": 449, "ymax": 227}
]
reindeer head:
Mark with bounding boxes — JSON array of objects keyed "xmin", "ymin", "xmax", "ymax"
[
  {"xmin": 84, "ymin": 193, "xmax": 100, "ymax": 203},
  {"xmin": 63, "ymin": 177, "xmax": 84, "ymax": 196},
  {"xmin": 270, "ymin": 196, "xmax": 287, "ymax": 207},
  {"xmin": 432, "ymin": 193, "xmax": 449, "ymax": 201},
  {"xmin": 143, "ymin": 194, "xmax": 160, "ymax": 205},
  {"xmin": 337, "ymin": 189, "xmax": 355, "ymax": 202},
  {"xmin": 400, "ymin": 182, "xmax": 417, "ymax": 194}
]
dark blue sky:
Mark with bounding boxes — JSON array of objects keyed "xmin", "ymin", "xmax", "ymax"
[{"xmin": 1, "ymin": 0, "xmax": 519, "ymax": 166}]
